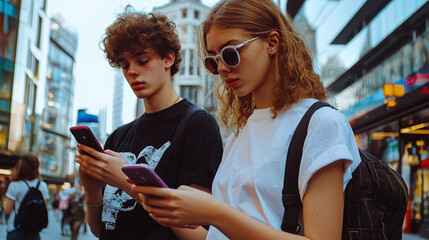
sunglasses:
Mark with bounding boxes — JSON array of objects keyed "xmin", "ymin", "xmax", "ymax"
[{"xmin": 203, "ymin": 37, "xmax": 259, "ymax": 75}]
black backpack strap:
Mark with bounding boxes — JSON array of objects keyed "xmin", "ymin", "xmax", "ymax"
[
  {"xmin": 23, "ymin": 180, "xmax": 30, "ymax": 189},
  {"xmin": 281, "ymin": 101, "xmax": 332, "ymax": 233},
  {"xmin": 171, "ymin": 105, "xmax": 200, "ymax": 158},
  {"xmin": 158, "ymin": 105, "xmax": 201, "ymax": 188}
]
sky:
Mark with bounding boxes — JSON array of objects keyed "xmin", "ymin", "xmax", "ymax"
[{"xmin": 47, "ymin": 0, "xmax": 218, "ymax": 133}]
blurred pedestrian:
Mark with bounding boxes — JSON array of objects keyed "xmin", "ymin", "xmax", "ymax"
[
  {"xmin": 0, "ymin": 176, "xmax": 10, "ymax": 224},
  {"xmin": 51, "ymin": 190, "xmax": 61, "ymax": 221},
  {"xmin": 67, "ymin": 185, "xmax": 85, "ymax": 240},
  {"xmin": 3, "ymin": 154, "xmax": 50, "ymax": 240},
  {"xmin": 59, "ymin": 182, "xmax": 77, "ymax": 236}
]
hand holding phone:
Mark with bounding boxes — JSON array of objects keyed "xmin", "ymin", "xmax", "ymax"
[
  {"xmin": 70, "ymin": 126, "xmax": 104, "ymax": 157},
  {"xmin": 124, "ymin": 164, "xmax": 200, "ymax": 229},
  {"xmin": 122, "ymin": 164, "xmax": 168, "ymax": 188}
]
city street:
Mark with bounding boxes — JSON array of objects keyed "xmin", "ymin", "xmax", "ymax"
[
  {"xmin": 0, "ymin": 209, "xmax": 97, "ymax": 240},
  {"xmin": 0, "ymin": 208, "xmax": 427, "ymax": 239}
]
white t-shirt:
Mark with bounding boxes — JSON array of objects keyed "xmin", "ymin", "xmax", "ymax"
[
  {"xmin": 5, "ymin": 179, "xmax": 50, "ymax": 232},
  {"xmin": 206, "ymin": 98, "xmax": 361, "ymax": 239}
]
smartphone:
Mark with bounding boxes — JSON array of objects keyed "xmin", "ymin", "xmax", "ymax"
[
  {"xmin": 70, "ymin": 126, "xmax": 104, "ymax": 156},
  {"xmin": 121, "ymin": 164, "xmax": 168, "ymax": 188}
]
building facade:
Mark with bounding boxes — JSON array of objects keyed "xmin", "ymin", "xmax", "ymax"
[
  {"xmin": 0, "ymin": 0, "xmax": 22, "ymax": 169},
  {"xmin": 0, "ymin": 0, "xmax": 78, "ymax": 186},
  {"xmin": 287, "ymin": 0, "xmax": 429, "ymax": 236},
  {"xmin": 40, "ymin": 16, "xmax": 78, "ymax": 182},
  {"xmin": 153, "ymin": 0, "xmax": 215, "ymax": 112},
  {"xmin": 112, "ymin": 70, "xmax": 123, "ymax": 131}
]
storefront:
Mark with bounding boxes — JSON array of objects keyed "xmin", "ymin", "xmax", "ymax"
[{"xmin": 350, "ymin": 81, "xmax": 429, "ymax": 236}]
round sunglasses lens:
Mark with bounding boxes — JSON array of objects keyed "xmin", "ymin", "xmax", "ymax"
[
  {"xmin": 204, "ymin": 58, "xmax": 218, "ymax": 74},
  {"xmin": 222, "ymin": 48, "xmax": 239, "ymax": 67}
]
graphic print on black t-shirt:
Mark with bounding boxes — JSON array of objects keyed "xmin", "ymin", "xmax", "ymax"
[{"xmin": 102, "ymin": 142, "xmax": 170, "ymax": 230}]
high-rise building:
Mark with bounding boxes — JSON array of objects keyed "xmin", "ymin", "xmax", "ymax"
[
  {"xmin": 0, "ymin": 0, "xmax": 78, "ymax": 185},
  {"xmin": 0, "ymin": 0, "xmax": 22, "ymax": 169},
  {"xmin": 153, "ymin": 0, "xmax": 214, "ymax": 112},
  {"xmin": 287, "ymin": 0, "xmax": 429, "ymax": 236},
  {"xmin": 39, "ymin": 16, "xmax": 78, "ymax": 181},
  {"xmin": 0, "ymin": 0, "xmax": 52, "ymax": 169},
  {"xmin": 112, "ymin": 70, "xmax": 124, "ymax": 131}
]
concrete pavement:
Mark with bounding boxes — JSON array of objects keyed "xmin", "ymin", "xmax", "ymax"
[
  {"xmin": 0, "ymin": 209, "xmax": 427, "ymax": 239},
  {"xmin": 0, "ymin": 209, "xmax": 97, "ymax": 240}
]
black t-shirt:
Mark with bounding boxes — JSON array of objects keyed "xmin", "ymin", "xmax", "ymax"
[{"xmin": 99, "ymin": 99, "xmax": 223, "ymax": 240}]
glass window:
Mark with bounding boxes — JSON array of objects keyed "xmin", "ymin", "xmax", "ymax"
[
  {"xmin": 0, "ymin": 70, "xmax": 12, "ymax": 101},
  {"xmin": 0, "ymin": 14, "xmax": 19, "ymax": 61},
  {"xmin": 36, "ymin": 16, "xmax": 42, "ymax": 49},
  {"xmin": 181, "ymin": 9, "xmax": 187, "ymax": 18},
  {"xmin": 194, "ymin": 10, "xmax": 200, "ymax": 19},
  {"xmin": 0, "ymin": 123, "xmax": 8, "ymax": 150},
  {"xmin": 400, "ymin": 108, "xmax": 429, "ymax": 224},
  {"xmin": 189, "ymin": 50, "xmax": 194, "ymax": 75},
  {"xmin": 369, "ymin": 121, "xmax": 400, "ymax": 170},
  {"xmin": 39, "ymin": 131, "xmax": 68, "ymax": 177},
  {"xmin": 179, "ymin": 25, "xmax": 187, "ymax": 43},
  {"xmin": 40, "ymin": 0, "xmax": 46, "ymax": 10},
  {"xmin": 179, "ymin": 50, "xmax": 186, "ymax": 75},
  {"xmin": 180, "ymin": 85, "xmax": 198, "ymax": 104}
]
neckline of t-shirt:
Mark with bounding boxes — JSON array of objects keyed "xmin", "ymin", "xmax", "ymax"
[
  {"xmin": 250, "ymin": 98, "xmax": 317, "ymax": 118},
  {"xmin": 142, "ymin": 98, "xmax": 190, "ymax": 119}
]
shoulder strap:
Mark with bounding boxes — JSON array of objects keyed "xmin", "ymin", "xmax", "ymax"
[
  {"xmin": 171, "ymin": 105, "xmax": 200, "ymax": 157},
  {"xmin": 281, "ymin": 101, "xmax": 332, "ymax": 233},
  {"xmin": 163, "ymin": 105, "xmax": 201, "ymax": 188},
  {"xmin": 23, "ymin": 180, "xmax": 30, "ymax": 189}
]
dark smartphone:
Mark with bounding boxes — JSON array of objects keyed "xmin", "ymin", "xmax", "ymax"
[
  {"xmin": 70, "ymin": 126, "xmax": 104, "ymax": 157},
  {"xmin": 121, "ymin": 164, "xmax": 168, "ymax": 188}
]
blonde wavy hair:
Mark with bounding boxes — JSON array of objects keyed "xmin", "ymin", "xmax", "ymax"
[{"xmin": 198, "ymin": 0, "xmax": 326, "ymax": 134}]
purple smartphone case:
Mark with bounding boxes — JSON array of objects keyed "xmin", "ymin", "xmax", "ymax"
[{"xmin": 122, "ymin": 164, "xmax": 168, "ymax": 188}]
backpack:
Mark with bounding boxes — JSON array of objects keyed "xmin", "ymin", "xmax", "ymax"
[
  {"xmin": 67, "ymin": 190, "xmax": 85, "ymax": 222},
  {"xmin": 281, "ymin": 101, "xmax": 409, "ymax": 240},
  {"xmin": 14, "ymin": 180, "xmax": 48, "ymax": 233}
]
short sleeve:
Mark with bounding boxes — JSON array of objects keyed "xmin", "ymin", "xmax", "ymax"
[
  {"xmin": 177, "ymin": 110, "xmax": 223, "ymax": 188},
  {"xmin": 5, "ymin": 182, "xmax": 17, "ymax": 201},
  {"xmin": 298, "ymin": 107, "xmax": 360, "ymax": 199},
  {"xmin": 41, "ymin": 181, "xmax": 50, "ymax": 200}
]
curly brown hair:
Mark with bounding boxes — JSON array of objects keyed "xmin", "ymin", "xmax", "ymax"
[
  {"xmin": 102, "ymin": 6, "xmax": 182, "ymax": 76},
  {"xmin": 11, "ymin": 154, "xmax": 40, "ymax": 181},
  {"xmin": 198, "ymin": 0, "xmax": 327, "ymax": 134}
]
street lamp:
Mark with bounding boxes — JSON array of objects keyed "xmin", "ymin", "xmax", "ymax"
[{"xmin": 382, "ymin": 83, "xmax": 405, "ymax": 107}]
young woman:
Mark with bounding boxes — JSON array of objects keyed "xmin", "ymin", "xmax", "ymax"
[
  {"xmin": 131, "ymin": 0, "xmax": 361, "ymax": 239},
  {"xmin": 3, "ymin": 154, "xmax": 50, "ymax": 240}
]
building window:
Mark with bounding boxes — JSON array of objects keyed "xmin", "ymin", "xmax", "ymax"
[
  {"xmin": 181, "ymin": 9, "xmax": 187, "ymax": 18},
  {"xmin": 179, "ymin": 25, "xmax": 187, "ymax": 43},
  {"xmin": 179, "ymin": 50, "xmax": 186, "ymax": 75},
  {"xmin": 194, "ymin": 10, "xmax": 200, "ymax": 19},
  {"xmin": 27, "ymin": 51, "xmax": 39, "ymax": 79},
  {"xmin": 36, "ymin": 16, "xmax": 42, "ymax": 49},
  {"xmin": 41, "ymin": 0, "xmax": 47, "ymax": 10},
  {"xmin": 0, "ymin": 70, "xmax": 12, "ymax": 101},
  {"xmin": 180, "ymin": 85, "xmax": 198, "ymax": 104},
  {"xmin": 23, "ymin": 75, "xmax": 37, "ymax": 151},
  {"xmin": 189, "ymin": 50, "xmax": 194, "ymax": 75}
]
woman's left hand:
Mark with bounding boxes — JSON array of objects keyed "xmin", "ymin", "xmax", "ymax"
[{"xmin": 131, "ymin": 185, "xmax": 217, "ymax": 228}]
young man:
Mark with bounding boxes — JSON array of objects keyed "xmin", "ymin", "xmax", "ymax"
[{"xmin": 74, "ymin": 7, "xmax": 223, "ymax": 240}]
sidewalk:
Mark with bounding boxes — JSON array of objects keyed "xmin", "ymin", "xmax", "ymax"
[
  {"xmin": 404, "ymin": 233, "xmax": 429, "ymax": 240},
  {"xmin": 0, "ymin": 210, "xmax": 427, "ymax": 239},
  {"xmin": 0, "ymin": 209, "xmax": 98, "ymax": 240}
]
